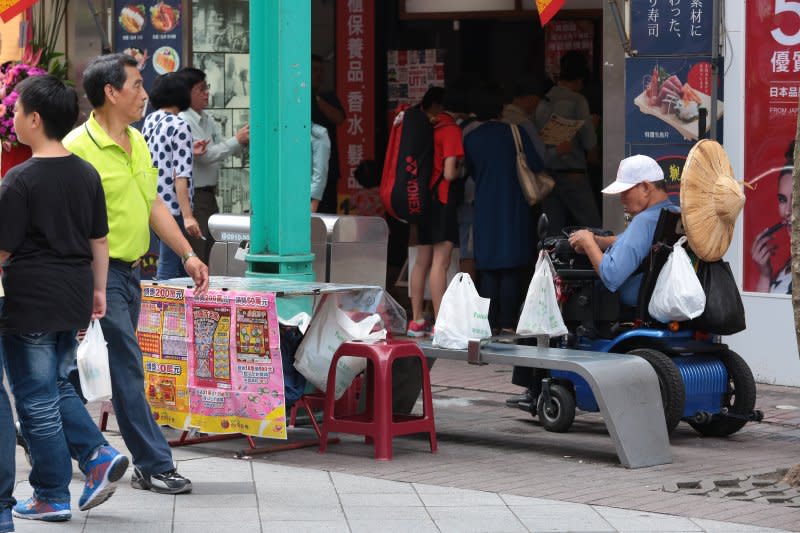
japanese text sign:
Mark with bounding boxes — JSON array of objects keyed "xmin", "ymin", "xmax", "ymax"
[{"xmin": 630, "ymin": 0, "xmax": 713, "ymax": 56}]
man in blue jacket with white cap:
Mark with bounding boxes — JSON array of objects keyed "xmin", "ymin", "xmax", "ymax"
[{"xmin": 569, "ymin": 154, "xmax": 678, "ymax": 306}]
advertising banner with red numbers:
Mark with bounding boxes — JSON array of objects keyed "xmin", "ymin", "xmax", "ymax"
[
  {"xmin": 336, "ymin": 0, "xmax": 379, "ymax": 215},
  {"xmin": 742, "ymin": 0, "xmax": 800, "ymax": 294},
  {"xmin": 138, "ymin": 284, "xmax": 287, "ymax": 439}
]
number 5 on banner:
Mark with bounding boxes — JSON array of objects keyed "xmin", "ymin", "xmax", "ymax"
[{"xmin": 772, "ymin": 0, "xmax": 800, "ymax": 46}]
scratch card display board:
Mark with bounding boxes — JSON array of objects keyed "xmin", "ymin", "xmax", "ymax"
[{"xmin": 138, "ymin": 283, "xmax": 286, "ymax": 439}]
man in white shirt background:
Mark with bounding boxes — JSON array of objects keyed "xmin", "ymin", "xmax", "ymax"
[{"xmin": 178, "ymin": 67, "xmax": 250, "ymax": 263}]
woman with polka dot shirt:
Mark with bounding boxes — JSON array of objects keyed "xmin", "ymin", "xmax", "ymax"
[{"xmin": 142, "ymin": 73, "xmax": 203, "ymax": 280}]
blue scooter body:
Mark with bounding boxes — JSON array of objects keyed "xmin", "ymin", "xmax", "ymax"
[{"xmin": 549, "ymin": 329, "xmax": 728, "ymax": 419}]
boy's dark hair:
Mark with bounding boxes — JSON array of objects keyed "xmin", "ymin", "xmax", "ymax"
[
  {"xmin": 177, "ymin": 67, "xmax": 206, "ymax": 89},
  {"xmin": 149, "ymin": 73, "xmax": 191, "ymax": 111},
  {"xmin": 15, "ymin": 75, "xmax": 79, "ymax": 140},
  {"xmin": 559, "ymin": 50, "xmax": 589, "ymax": 82},
  {"xmin": 83, "ymin": 53, "xmax": 139, "ymax": 108},
  {"xmin": 470, "ymin": 84, "xmax": 503, "ymax": 121},
  {"xmin": 421, "ymin": 86, "xmax": 446, "ymax": 111}
]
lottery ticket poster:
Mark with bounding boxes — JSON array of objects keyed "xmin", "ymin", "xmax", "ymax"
[
  {"xmin": 186, "ymin": 289, "xmax": 286, "ymax": 439},
  {"xmin": 138, "ymin": 284, "xmax": 191, "ymax": 429}
]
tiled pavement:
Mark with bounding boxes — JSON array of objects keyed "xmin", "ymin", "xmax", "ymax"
[{"xmin": 9, "ymin": 358, "xmax": 800, "ymax": 532}]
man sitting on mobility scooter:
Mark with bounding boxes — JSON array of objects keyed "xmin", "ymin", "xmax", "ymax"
[
  {"xmin": 519, "ymin": 142, "xmax": 759, "ymax": 437},
  {"xmin": 567, "ymin": 154, "xmax": 677, "ymax": 305}
]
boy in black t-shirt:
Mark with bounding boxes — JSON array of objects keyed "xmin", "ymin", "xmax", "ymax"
[{"xmin": 0, "ymin": 76, "xmax": 130, "ymax": 524}]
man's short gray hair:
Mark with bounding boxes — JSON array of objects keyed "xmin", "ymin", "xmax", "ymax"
[{"xmin": 83, "ymin": 53, "xmax": 139, "ymax": 108}]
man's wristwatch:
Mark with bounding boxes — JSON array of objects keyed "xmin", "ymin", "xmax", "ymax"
[{"xmin": 181, "ymin": 251, "xmax": 198, "ymax": 265}]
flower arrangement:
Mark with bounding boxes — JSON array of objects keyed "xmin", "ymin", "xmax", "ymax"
[
  {"xmin": 0, "ymin": 0, "xmax": 69, "ymax": 151},
  {"xmin": 0, "ymin": 51, "xmax": 48, "ymax": 150}
]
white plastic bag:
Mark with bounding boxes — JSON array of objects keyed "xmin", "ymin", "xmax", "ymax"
[
  {"xmin": 76, "ymin": 319, "xmax": 112, "ymax": 403},
  {"xmin": 516, "ymin": 250, "xmax": 568, "ymax": 337},
  {"xmin": 432, "ymin": 273, "xmax": 491, "ymax": 350},
  {"xmin": 648, "ymin": 236, "xmax": 706, "ymax": 322},
  {"xmin": 294, "ymin": 295, "xmax": 386, "ymax": 400}
]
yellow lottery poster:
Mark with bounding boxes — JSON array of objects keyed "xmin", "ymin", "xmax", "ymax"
[{"xmin": 137, "ymin": 283, "xmax": 191, "ymax": 429}]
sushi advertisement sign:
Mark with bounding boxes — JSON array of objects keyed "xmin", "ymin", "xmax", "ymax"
[
  {"xmin": 138, "ymin": 284, "xmax": 287, "ymax": 439},
  {"xmin": 742, "ymin": 0, "xmax": 800, "ymax": 294},
  {"xmin": 625, "ymin": 57, "xmax": 722, "ymax": 145},
  {"xmin": 115, "ymin": 2, "xmax": 182, "ymax": 89}
]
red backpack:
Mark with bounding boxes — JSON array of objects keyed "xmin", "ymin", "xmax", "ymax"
[{"xmin": 379, "ymin": 105, "xmax": 435, "ymax": 223}]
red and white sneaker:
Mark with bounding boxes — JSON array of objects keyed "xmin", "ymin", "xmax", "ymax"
[{"xmin": 406, "ymin": 319, "xmax": 429, "ymax": 338}]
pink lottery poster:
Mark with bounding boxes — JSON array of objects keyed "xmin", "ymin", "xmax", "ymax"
[
  {"xmin": 186, "ymin": 289, "xmax": 286, "ymax": 439},
  {"xmin": 139, "ymin": 284, "xmax": 286, "ymax": 439}
]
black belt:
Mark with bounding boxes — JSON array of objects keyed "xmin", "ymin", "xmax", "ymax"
[
  {"xmin": 195, "ymin": 186, "xmax": 218, "ymax": 194},
  {"xmin": 110, "ymin": 257, "xmax": 143, "ymax": 270}
]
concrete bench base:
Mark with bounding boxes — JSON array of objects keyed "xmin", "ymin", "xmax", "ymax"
[{"xmin": 418, "ymin": 339, "xmax": 672, "ymax": 469}]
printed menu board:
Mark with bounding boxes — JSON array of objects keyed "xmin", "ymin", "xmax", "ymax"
[{"xmin": 115, "ymin": 1, "xmax": 183, "ymax": 90}]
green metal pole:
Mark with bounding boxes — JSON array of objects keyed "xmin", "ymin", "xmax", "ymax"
[{"xmin": 247, "ymin": 0, "xmax": 313, "ymax": 282}]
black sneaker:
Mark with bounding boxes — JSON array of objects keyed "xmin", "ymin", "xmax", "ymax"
[
  {"xmin": 131, "ymin": 467, "xmax": 192, "ymax": 494},
  {"xmin": 505, "ymin": 389, "xmax": 535, "ymax": 408}
]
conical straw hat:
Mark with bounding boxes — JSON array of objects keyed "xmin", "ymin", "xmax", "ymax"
[{"xmin": 680, "ymin": 139, "xmax": 745, "ymax": 262}]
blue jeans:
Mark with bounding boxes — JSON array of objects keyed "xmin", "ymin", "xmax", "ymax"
[
  {"xmin": 0, "ymin": 299, "xmax": 16, "ymax": 512},
  {"xmin": 71, "ymin": 263, "xmax": 173, "ymax": 476},
  {"xmin": 3, "ymin": 330, "xmax": 106, "ymax": 503},
  {"xmin": 156, "ymin": 215, "xmax": 188, "ymax": 281}
]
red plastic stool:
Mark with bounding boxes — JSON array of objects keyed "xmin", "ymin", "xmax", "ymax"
[
  {"xmin": 98, "ymin": 400, "xmax": 115, "ymax": 431},
  {"xmin": 319, "ymin": 340, "xmax": 437, "ymax": 460}
]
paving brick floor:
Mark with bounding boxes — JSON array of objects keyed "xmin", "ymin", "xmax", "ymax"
[
  {"xmin": 194, "ymin": 359, "xmax": 800, "ymax": 532},
  {"xmin": 24, "ymin": 356, "xmax": 798, "ymax": 531}
]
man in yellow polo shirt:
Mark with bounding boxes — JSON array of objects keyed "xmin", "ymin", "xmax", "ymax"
[{"xmin": 63, "ymin": 54, "xmax": 208, "ymax": 495}]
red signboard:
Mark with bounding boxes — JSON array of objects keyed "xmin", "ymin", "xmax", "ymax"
[
  {"xmin": 743, "ymin": 0, "xmax": 800, "ymax": 294},
  {"xmin": 537, "ymin": 0, "xmax": 565, "ymax": 27},
  {"xmin": 336, "ymin": 0, "xmax": 378, "ymax": 215},
  {"xmin": 0, "ymin": 0, "xmax": 37, "ymax": 23}
]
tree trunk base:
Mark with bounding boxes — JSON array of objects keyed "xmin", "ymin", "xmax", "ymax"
[{"xmin": 782, "ymin": 464, "xmax": 800, "ymax": 487}]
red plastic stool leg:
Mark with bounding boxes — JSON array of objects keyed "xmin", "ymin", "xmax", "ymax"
[
  {"xmin": 419, "ymin": 355, "xmax": 438, "ymax": 453},
  {"xmin": 371, "ymin": 357, "xmax": 393, "ymax": 461}
]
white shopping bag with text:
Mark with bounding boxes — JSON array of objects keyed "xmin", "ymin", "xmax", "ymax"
[
  {"xmin": 648, "ymin": 236, "xmax": 706, "ymax": 322},
  {"xmin": 294, "ymin": 295, "xmax": 386, "ymax": 399},
  {"xmin": 516, "ymin": 250, "xmax": 568, "ymax": 337},
  {"xmin": 433, "ymin": 273, "xmax": 492, "ymax": 350},
  {"xmin": 76, "ymin": 319, "xmax": 112, "ymax": 403}
]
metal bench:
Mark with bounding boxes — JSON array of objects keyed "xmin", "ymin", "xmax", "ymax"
[{"xmin": 417, "ymin": 338, "xmax": 672, "ymax": 469}]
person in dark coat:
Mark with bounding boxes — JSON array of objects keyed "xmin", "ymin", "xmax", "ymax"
[{"xmin": 464, "ymin": 85, "xmax": 543, "ymax": 332}]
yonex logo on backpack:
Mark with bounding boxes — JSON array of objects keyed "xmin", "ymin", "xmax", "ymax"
[{"xmin": 380, "ymin": 105, "xmax": 435, "ymax": 223}]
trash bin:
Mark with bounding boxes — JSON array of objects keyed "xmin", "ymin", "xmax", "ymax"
[
  {"xmin": 207, "ymin": 214, "xmax": 387, "ymax": 286},
  {"xmin": 208, "ymin": 214, "xmax": 250, "ymax": 277},
  {"xmin": 329, "ymin": 216, "xmax": 389, "ymax": 288}
]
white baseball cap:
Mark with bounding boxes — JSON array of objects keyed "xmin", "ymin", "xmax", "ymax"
[{"xmin": 601, "ymin": 154, "xmax": 665, "ymax": 195}]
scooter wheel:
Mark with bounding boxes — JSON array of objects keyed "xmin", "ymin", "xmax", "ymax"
[
  {"xmin": 627, "ymin": 348, "xmax": 685, "ymax": 434},
  {"xmin": 537, "ymin": 383, "xmax": 576, "ymax": 433},
  {"xmin": 688, "ymin": 349, "xmax": 756, "ymax": 437}
]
